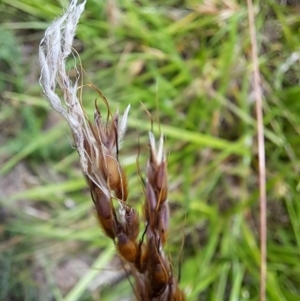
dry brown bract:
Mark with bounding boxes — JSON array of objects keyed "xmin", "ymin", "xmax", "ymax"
[{"xmin": 39, "ymin": 1, "xmax": 185, "ymax": 300}]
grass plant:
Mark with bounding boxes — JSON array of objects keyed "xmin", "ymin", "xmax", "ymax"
[{"xmin": 1, "ymin": 0, "xmax": 300, "ymax": 300}]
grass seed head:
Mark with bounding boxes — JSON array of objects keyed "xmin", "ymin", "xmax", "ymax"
[{"xmin": 39, "ymin": 1, "xmax": 185, "ymax": 300}]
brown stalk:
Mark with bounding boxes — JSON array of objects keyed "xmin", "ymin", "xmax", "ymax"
[{"xmin": 246, "ymin": 1, "xmax": 267, "ymax": 301}]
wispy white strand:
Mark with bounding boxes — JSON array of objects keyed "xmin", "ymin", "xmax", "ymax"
[
  {"xmin": 39, "ymin": 0, "xmax": 131, "ymax": 200},
  {"xmin": 38, "ymin": 0, "xmax": 101, "ymax": 190},
  {"xmin": 40, "ymin": 1, "xmax": 89, "ymax": 175}
]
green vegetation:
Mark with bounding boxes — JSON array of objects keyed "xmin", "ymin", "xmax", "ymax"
[{"xmin": 1, "ymin": 0, "xmax": 300, "ymax": 300}]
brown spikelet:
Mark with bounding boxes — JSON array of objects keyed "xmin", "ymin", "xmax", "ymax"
[{"xmin": 84, "ymin": 104, "xmax": 185, "ymax": 301}]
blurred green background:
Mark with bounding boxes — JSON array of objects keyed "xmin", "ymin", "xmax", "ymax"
[{"xmin": 1, "ymin": 0, "xmax": 300, "ymax": 300}]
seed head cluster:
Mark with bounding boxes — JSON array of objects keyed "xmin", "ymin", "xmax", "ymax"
[{"xmin": 39, "ymin": 1, "xmax": 185, "ymax": 300}]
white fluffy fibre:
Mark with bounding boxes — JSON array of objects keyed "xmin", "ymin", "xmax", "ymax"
[
  {"xmin": 39, "ymin": 0, "xmax": 88, "ymax": 172},
  {"xmin": 39, "ymin": 0, "xmax": 129, "ymax": 198}
]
